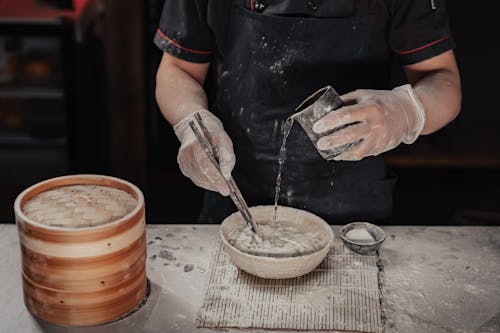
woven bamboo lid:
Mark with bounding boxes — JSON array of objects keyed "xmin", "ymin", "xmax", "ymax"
[{"xmin": 22, "ymin": 184, "xmax": 138, "ymax": 228}]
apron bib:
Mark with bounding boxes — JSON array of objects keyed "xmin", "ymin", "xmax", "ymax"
[{"xmin": 200, "ymin": 0, "xmax": 397, "ymax": 223}]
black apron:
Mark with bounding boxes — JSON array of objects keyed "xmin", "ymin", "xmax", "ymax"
[{"xmin": 199, "ymin": 0, "xmax": 397, "ymax": 224}]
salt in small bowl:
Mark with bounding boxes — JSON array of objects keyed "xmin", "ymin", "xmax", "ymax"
[{"xmin": 339, "ymin": 222, "xmax": 386, "ymax": 255}]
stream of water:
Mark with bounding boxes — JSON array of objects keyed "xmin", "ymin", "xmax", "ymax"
[{"xmin": 273, "ymin": 117, "xmax": 295, "ymax": 221}]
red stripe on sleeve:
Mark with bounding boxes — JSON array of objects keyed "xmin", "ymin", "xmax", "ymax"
[
  {"xmin": 156, "ymin": 29, "xmax": 212, "ymax": 55},
  {"xmin": 398, "ymin": 36, "xmax": 449, "ymax": 55}
]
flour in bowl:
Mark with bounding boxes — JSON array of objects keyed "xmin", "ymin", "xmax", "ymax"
[{"xmin": 228, "ymin": 220, "xmax": 324, "ymax": 257}]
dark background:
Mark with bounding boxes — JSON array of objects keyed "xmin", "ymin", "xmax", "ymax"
[{"xmin": 0, "ymin": 0, "xmax": 499, "ymax": 225}]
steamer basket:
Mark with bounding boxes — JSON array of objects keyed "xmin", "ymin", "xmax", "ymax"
[{"xmin": 13, "ymin": 174, "xmax": 147, "ymax": 326}]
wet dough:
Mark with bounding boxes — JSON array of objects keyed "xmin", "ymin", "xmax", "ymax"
[{"xmin": 228, "ymin": 220, "xmax": 324, "ymax": 257}]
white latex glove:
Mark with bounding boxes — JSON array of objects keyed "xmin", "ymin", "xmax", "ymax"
[
  {"xmin": 312, "ymin": 84, "xmax": 426, "ymax": 161},
  {"xmin": 174, "ymin": 110, "xmax": 235, "ymax": 196}
]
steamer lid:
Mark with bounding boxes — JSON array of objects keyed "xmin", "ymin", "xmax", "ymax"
[{"xmin": 22, "ymin": 184, "xmax": 138, "ymax": 228}]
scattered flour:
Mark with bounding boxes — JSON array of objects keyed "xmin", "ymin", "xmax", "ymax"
[{"xmin": 228, "ymin": 220, "xmax": 324, "ymax": 258}]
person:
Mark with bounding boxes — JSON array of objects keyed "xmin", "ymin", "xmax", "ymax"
[{"xmin": 154, "ymin": 0, "xmax": 461, "ymax": 223}]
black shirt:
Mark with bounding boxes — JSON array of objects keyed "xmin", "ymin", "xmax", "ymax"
[{"xmin": 154, "ymin": 0, "xmax": 455, "ymax": 65}]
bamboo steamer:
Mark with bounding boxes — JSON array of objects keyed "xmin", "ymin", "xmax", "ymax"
[{"xmin": 14, "ymin": 174, "xmax": 147, "ymax": 326}]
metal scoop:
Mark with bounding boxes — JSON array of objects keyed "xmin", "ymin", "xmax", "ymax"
[
  {"xmin": 188, "ymin": 112, "xmax": 258, "ymax": 233},
  {"xmin": 293, "ymin": 85, "xmax": 362, "ymax": 159}
]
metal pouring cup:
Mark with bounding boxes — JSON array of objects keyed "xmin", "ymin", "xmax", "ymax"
[{"xmin": 293, "ymin": 85, "xmax": 361, "ymax": 160}]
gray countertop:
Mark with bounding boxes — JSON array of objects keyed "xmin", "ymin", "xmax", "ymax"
[{"xmin": 0, "ymin": 224, "xmax": 499, "ymax": 333}]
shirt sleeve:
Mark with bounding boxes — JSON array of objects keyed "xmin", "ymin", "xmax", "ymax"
[
  {"xmin": 388, "ymin": 0, "xmax": 455, "ymax": 65},
  {"xmin": 154, "ymin": 0, "xmax": 214, "ymax": 63}
]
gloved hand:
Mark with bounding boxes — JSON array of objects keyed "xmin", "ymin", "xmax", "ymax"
[
  {"xmin": 174, "ymin": 110, "xmax": 235, "ymax": 196},
  {"xmin": 312, "ymin": 84, "xmax": 426, "ymax": 161}
]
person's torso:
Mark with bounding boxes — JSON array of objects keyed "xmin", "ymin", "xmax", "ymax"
[{"xmin": 203, "ymin": 0, "xmax": 396, "ymax": 222}]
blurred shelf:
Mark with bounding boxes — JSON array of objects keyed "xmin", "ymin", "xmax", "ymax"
[
  {"xmin": 0, "ymin": 85, "xmax": 63, "ymax": 99},
  {"xmin": 0, "ymin": 134, "xmax": 66, "ymax": 148},
  {"xmin": 0, "ymin": 0, "xmax": 103, "ymax": 42}
]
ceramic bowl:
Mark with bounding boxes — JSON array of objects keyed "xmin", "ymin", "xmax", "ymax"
[
  {"xmin": 339, "ymin": 222, "xmax": 386, "ymax": 255},
  {"xmin": 220, "ymin": 205, "xmax": 334, "ymax": 279}
]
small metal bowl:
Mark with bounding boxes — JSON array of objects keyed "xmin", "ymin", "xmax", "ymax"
[{"xmin": 339, "ymin": 222, "xmax": 386, "ymax": 255}]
